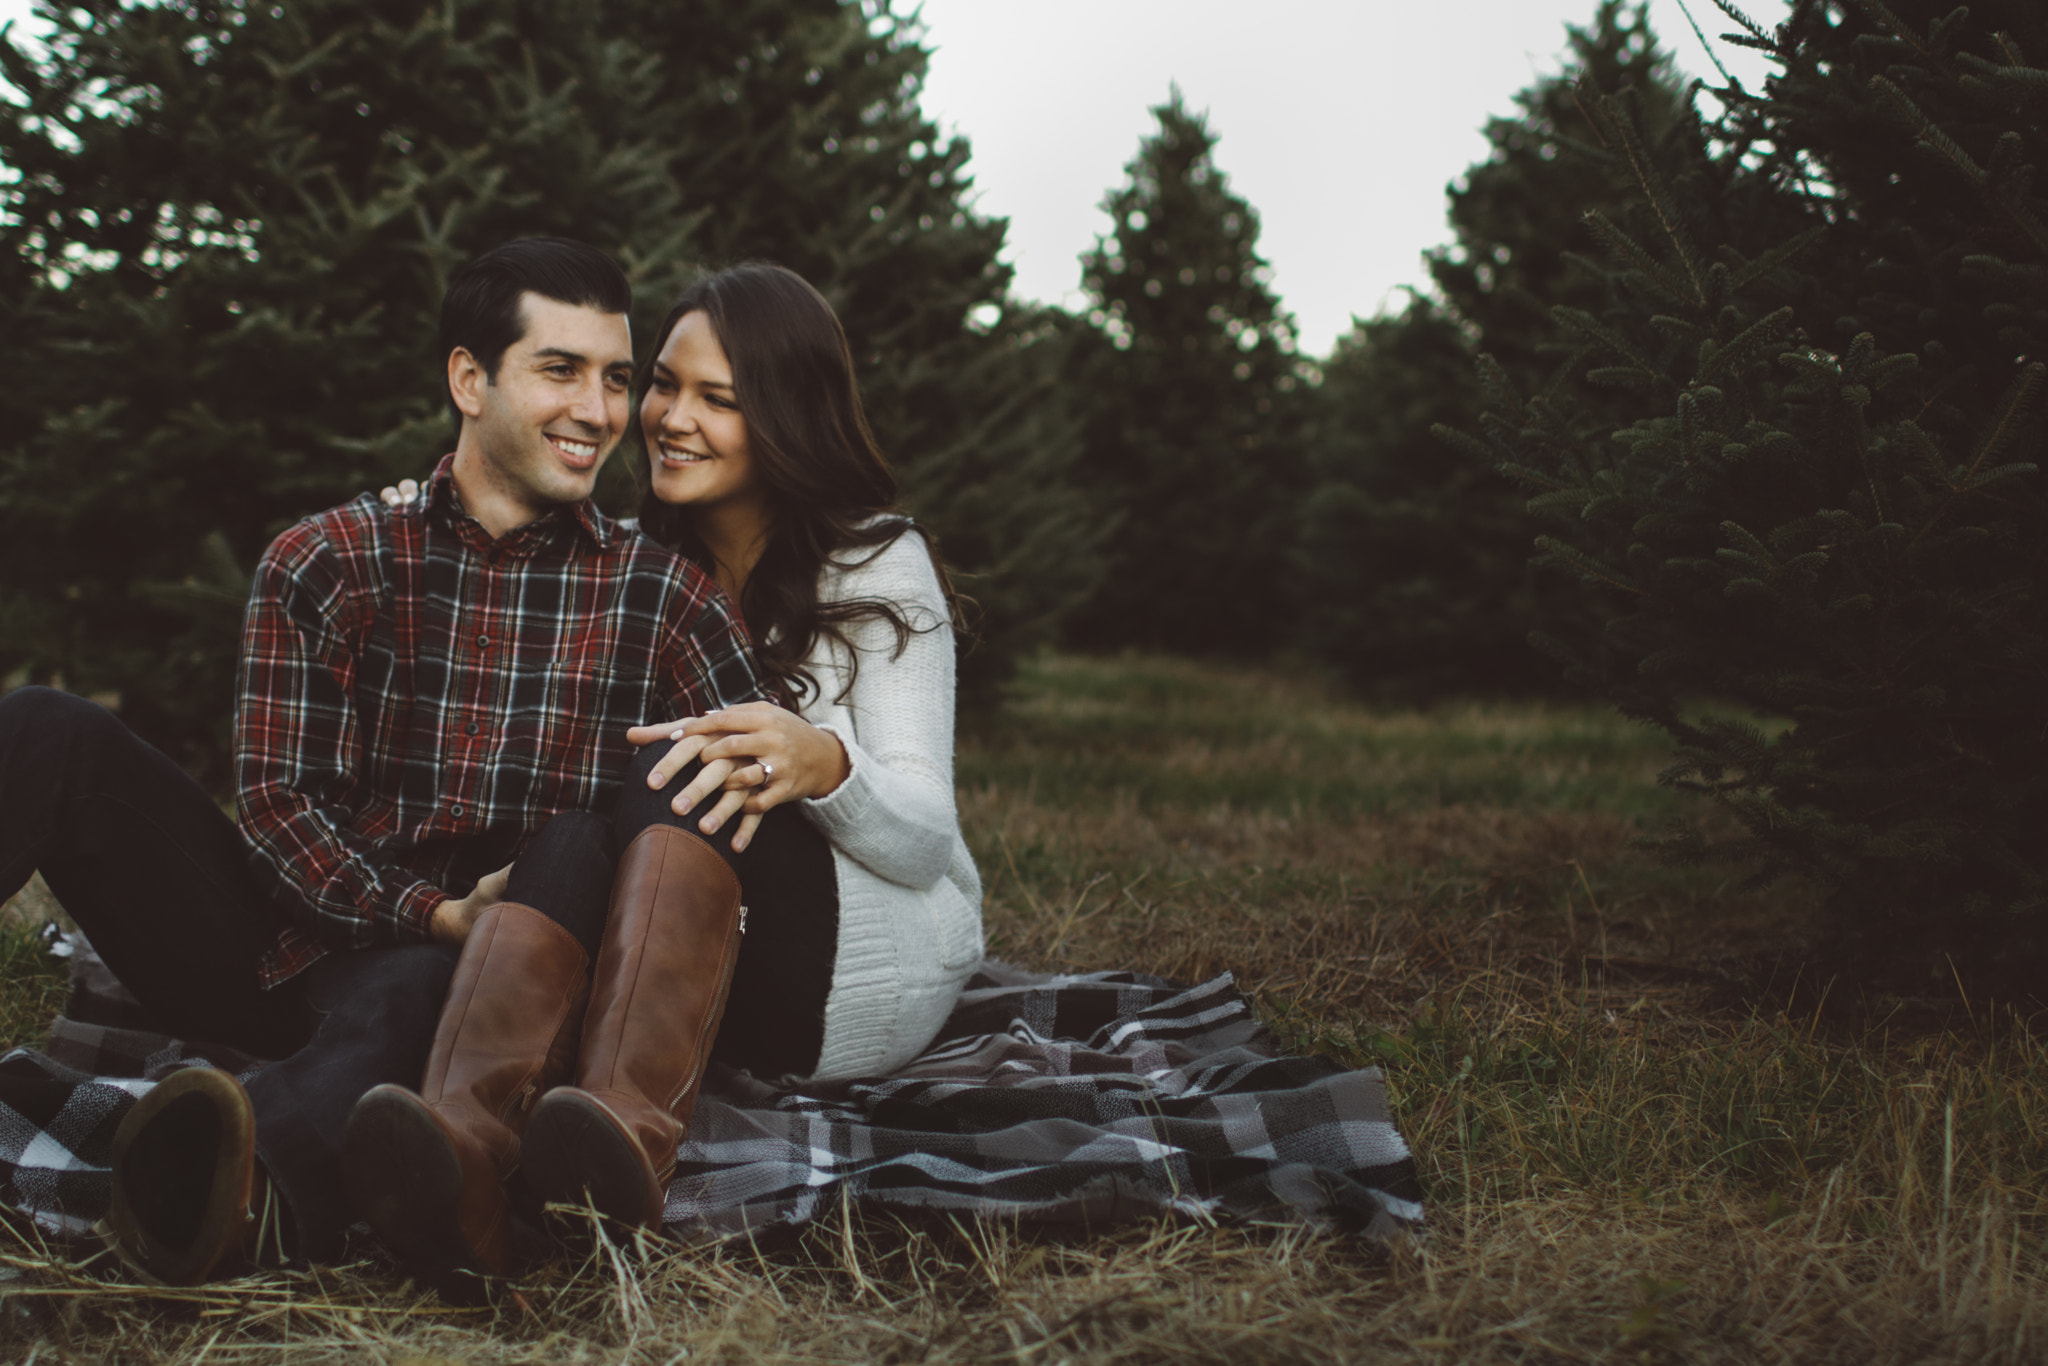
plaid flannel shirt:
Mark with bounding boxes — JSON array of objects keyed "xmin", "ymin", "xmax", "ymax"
[{"xmin": 234, "ymin": 455, "xmax": 766, "ymax": 987}]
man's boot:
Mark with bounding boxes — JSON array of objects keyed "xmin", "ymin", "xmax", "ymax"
[
  {"xmin": 341, "ymin": 902, "xmax": 588, "ymax": 1282},
  {"xmin": 108, "ymin": 1066, "xmax": 291, "ymax": 1284},
  {"xmin": 521, "ymin": 824, "xmax": 744, "ymax": 1232}
]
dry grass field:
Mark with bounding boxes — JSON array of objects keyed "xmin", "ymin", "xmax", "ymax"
[{"xmin": 2, "ymin": 653, "xmax": 2044, "ymax": 1363}]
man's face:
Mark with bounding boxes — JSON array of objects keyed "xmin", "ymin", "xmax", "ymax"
[{"xmin": 453, "ymin": 293, "xmax": 634, "ymax": 520}]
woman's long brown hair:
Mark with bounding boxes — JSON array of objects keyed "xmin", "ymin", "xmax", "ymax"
[{"xmin": 636, "ymin": 263, "xmax": 962, "ymax": 705}]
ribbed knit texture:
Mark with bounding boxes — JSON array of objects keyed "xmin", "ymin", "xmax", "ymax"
[{"xmin": 795, "ymin": 532, "xmax": 983, "ymax": 1079}]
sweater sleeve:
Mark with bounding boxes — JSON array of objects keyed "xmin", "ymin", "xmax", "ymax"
[{"xmin": 797, "ymin": 533, "xmax": 959, "ymax": 891}]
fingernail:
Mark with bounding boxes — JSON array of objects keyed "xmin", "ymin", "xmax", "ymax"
[
  {"xmin": 670, "ymin": 729, "xmax": 686, "ymax": 741},
  {"xmin": 650, "ymin": 771, "xmax": 664, "ymax": 787}
]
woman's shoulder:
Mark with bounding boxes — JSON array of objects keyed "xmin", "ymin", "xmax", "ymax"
[{"xmin": 820, "ymin": 518, "xmax": 942, "ymax": 603}]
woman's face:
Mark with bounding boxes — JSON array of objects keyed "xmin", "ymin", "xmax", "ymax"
[{"xmin": 641, "ymin": 310, "xmax": 764, "ymax": 517}]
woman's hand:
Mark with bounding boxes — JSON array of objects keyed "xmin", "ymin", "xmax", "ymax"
[
  {"xmin": 379, "ymin": 478, "xmax": 422, "ymax": 508},
  {"xmin": 627, "ymin": 702, "xmax": 851, "ymax": 852}
]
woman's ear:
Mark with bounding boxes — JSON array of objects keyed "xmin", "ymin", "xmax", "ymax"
[{"xmin": 447, "ymin": 347, "xmax": 487, "ymax": 420}]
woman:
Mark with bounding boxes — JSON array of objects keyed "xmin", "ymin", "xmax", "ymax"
[
  {"xmin": 354, "ymin": 264, "xmax": 982, "ymax": 1275},
  {"xmin": 608, "ymin": 262, "xmax": 985, "ymax": 1085}
]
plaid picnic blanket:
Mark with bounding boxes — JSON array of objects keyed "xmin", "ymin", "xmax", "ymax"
[{"xmin": 0, "ymin": 951, "xmax": 1423, "ymax": 1248}]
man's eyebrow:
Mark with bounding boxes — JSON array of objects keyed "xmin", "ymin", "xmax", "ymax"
[{"xmin": 533, "ymin": 345, "xmax": 634, "ymax": 372}]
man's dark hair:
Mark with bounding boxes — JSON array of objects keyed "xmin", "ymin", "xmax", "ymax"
[{"xmin": 438, "ymin": 237, "xmax": 633, "ymax": 435}]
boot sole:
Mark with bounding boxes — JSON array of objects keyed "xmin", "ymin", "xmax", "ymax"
[
  {"xmin": 343, "ymin": 1086, "xmax": 492, "ymax": 1293},
  {"xmin": 107, "ymin": 1067, "xmax": 255, "ymax": 1285},
  {"xmin": 522, "ymin": 1090, "xmax": 662, "ymax": 1233}
]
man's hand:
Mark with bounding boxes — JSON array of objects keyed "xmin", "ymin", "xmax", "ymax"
[{"xmin": 429, "ymin": 861, "xmax": 513, "ymax": 944}]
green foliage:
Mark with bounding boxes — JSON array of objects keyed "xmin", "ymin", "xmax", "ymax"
[
  {"xmin": 0, "ymin": 917, "xmax": 65, "ymax": 1052},
  {"xmin": 0, "ymin": 0, "xmax": 1094, "ymax": 778},
  {"xmin": 1472, "ymin": 0, "xmax": 2048, "ymax": 956},
  {"xmin": 1301, "ymin": 1, "xmax": 1696, "ymax": 697},
  {"xmin": 1065, "ymin": 90, "xmax": 1306, "ymax": 656},
  {"xmin": 964, "ymin": 652, "xmax": 1683, "ymax": 821},
  {"xmin": 1300, "ymin": 300, "xmax": 1566, "ymax": 696}
]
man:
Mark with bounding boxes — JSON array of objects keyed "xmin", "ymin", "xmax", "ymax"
[{"xmin": 0, "ymin": 237, "xmax": 766, "ymax": 1282}]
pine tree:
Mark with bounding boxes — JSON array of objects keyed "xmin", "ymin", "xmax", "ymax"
[
  {"xmin": 1299, "ymin": 1, "xmax": 1695, "ymax": 696},
  {"xmin": 1298, "ymin": 300, "xmax": 1559, "ymax": 694},
  {"xmin": 1460, "ymin": 0, "xmax": 2048, "ymax": 969},
  {"xmin": 0, "ymin": 0, "xmax": 1094, "ymax": 778},
  {"xmin": 1065, "ymin": 90, "xmax": 1305, "ymax": 656}
]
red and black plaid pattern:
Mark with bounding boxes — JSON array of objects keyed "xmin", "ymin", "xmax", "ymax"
[{"xmin": 235, "ymin": 455, "xmax": 765, "ymax": 985}]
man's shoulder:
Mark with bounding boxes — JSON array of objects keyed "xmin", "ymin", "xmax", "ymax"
[{"xmin": 257, "ymin": 494, "xmax": 391, "ymax": 586}]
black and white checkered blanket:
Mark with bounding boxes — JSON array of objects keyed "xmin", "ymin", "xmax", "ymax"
[{"xmin": 0, "ymin": 954, "xmax": 1423, "ymax": 1248}]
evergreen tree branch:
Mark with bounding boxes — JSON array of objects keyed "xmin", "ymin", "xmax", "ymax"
[
  {"xmin": 1870, "ymin": 76, "xmax": 1985, "ymax": 179},
  {"xmin": 1960, "ymin": 360, "xmax": 2047, "ymax": 487},
  {"xmin": 1849, "ymin": 0, "xmax": 1958, "ymax": 71},
  {"xmin": 1552, "ymin": 302, "xmax": 1664, "ymax": 376},
  {"xmin": 1535, "ymin": 535, "xmax": 1648, "ymax": 596},
  {"xmin": 1674, "ymin": 0, "xmax": 1736, "ymax": 86},
  {"xmin": 1582, "ymin": 86, "xmax": 1709, "ymax": 306},
  {"xmin": 1696, "ymin": 305, "xmax": 1795, "ymax": 384},
  {"xmin": 1725, "ymin": 226, "xmax": 1828, "ymax": 292},
  {"xmin": 1582, "ymin": 209, "xmax": 1704, "ymax": 309},
  {"xmin": 1707, "ymin": 0, "xmax": 1770, "ymax": 44}
]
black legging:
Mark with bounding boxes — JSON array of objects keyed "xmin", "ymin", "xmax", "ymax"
[{"xmin": 0, "ymin": 685, "xmax": 838, "ymax": 1254}]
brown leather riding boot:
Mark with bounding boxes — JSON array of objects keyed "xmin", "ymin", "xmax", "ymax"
[
  {"xmin": 521, "ymin": 824, "xmax": 744, "ymax": 1232},
  {"xmin": 342, "ymin": 902, "xmax": 588, "ymax": 1283}
]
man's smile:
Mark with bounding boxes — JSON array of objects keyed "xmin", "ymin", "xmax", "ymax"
[{"xmin": 548, "ymin": 433, "xmax": 600, "ymax": 469}]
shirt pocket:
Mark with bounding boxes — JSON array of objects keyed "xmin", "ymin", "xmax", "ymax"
[{"xmin": 498, "ymin": 658, "xmax": 618, "ymax": 780}]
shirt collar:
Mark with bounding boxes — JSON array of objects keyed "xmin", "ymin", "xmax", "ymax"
[{"xmin": 423, "ymin": 453, "xmax": 619, "ymax": 552}]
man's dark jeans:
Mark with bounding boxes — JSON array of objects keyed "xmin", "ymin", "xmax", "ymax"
[{"xmin": 0, "ymin": 686, "xmax": 836, "ymax": 1258}]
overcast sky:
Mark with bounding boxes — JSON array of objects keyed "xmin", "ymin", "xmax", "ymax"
[
  {"xmin": 0, "ymin": 0, "xmax": 1793, "ymax": 355},
  {"xmin": 914, "ymin": 0, "xmax": 1793, "ymax": 355}
]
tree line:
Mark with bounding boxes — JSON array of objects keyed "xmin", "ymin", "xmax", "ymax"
[{"xmin": 2, "ymin": 0, "xmax": 2043, "ymax": 970}]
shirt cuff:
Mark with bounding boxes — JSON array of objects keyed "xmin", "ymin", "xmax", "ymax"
[{"xmin": 391, "ymin": 881, "xmax": 448, "ymax": 944}]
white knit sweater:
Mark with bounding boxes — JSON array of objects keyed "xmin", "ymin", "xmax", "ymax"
[{"xmin": 791, "ymin": 529, "xmax": 984, "ymax": 1079}]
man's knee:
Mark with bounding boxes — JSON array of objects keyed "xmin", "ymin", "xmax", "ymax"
[
  {"xmin": 0, "ymin": 685, "xmax": 126, "ymax": 749},
  {"xmin": 304, "ymin": 944, "xmax": 460, "ymax": 1034}
]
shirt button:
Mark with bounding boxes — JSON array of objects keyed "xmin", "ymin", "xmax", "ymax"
[
  {"xmin": 465, "ymin": 722, "xmax": 480, "ymax": 736},
  {"xmin": 450, "ymin": 804, "xmax": 465, "ymax": 818},
  {"xmin": 475, "ymin": 634, "xmax": 490, "ymax": 648}
]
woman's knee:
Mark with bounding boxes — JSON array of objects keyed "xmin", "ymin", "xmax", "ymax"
[
  {"xmin": 623, "ymin": 740, "xmax": 707, "ymax": 795},
  {"xmin": 616, "ymin": 744, "xmax": 714, "ymax": 836},
  {"xmin": 523, "ymin": 810, "xmax": 613, "ymax": 867}
]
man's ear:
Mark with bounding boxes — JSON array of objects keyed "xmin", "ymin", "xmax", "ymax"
[{"xmin": 448, "ymin": 348, "xmax": 487, "ymax": 420}]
